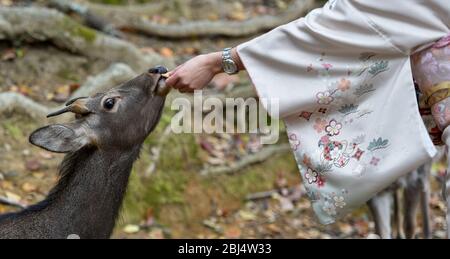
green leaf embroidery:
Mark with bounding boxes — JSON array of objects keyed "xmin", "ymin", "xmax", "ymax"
[
  {"xmin": 369, "ymin": 61, "xmax": 389, "ymax": 77},
  {"xmin": 368, "ymin": 137, "xmax": 389, "ymax": 151},
  {"xmin": 338, "ymin": 104, "xmax": 359, "ymax": 115},
  {"xmin": 354, "ymin": 84, "xmax": 375, "ymax": 97}
]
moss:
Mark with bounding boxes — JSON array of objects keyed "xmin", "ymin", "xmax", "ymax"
[
  {"xmin": 57, "ymin": 68, "xmax": 80, "ymax": 81},
  {"xmin": 72, "ymin": 26, "xmax": 97, "ymax": 43},
  {"xmin": 61, "ymin": 17, "xmax": 97, "ymax": 43},
  {"xmin": 2, "ymin": 122, "xmax": 23, "ymax": 141}
]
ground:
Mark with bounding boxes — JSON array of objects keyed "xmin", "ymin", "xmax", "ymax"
[{"xmin": 0, "ymin": 0, "xmax": 448, "ymax": 239}]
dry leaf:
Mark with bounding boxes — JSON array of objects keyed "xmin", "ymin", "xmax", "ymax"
[
  {"xmin": 239, "ymin": 210, "xmax": 257, "ymax": 221},
  {"xmin": 21, "ymin": 182, "xmax": 37, "ymax": 193},
  {"xmin": 25, "ymin": 159, "xmax": 42, "ymax": 172},
  {"xmin": 224, "ymin": 226, "xmax": 241, "ymax": 239},
  {"xmin": 2, "ymin": 49, "xmax": 16, "ymax": 61},
  {"xmin": 159, "ymin": 47, "xmax": 174, "ymax": 58},
  {"xmin": 5, "ymin": 191, "xmax": 21, "ymax": 203}
]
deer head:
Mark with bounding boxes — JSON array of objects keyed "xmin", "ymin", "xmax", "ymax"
[{"xmin": 29, "ymin": 67, "xmax": 169, "ymax": 153}]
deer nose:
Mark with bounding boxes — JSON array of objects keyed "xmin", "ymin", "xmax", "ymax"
[{"xmin": 148, "ymin": 66, "xmax": 168, "ymax": 74}]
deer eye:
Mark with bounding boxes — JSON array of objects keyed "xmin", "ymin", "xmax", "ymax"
[{"xmin": 103, "ymin": 98, "xmax": 116, "ymax": 110}]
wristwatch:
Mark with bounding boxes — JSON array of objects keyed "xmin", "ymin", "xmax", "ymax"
[{"xmin": 222, "ymin": 48, "xmax": 239, "ymax": 75}]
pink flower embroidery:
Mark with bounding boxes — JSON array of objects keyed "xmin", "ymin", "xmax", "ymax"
[
  {"xmin": 316, "ymin": 91, "xmax": 334, "ymax": 105},
  {"xmin": 322, "ymin": 63, "xmax": 333, "ymax": 70},
  {"xmin": 317, "ymin": 176, "xmax": 326, "ymax": 188},
  {"xmin": 353, "ymin": 148, "xmax": 364, "ymax": 161},
  {"xmin": 325, "ymin": 119, "xmax": 342, "ymax": 136},
  {"xmin": 305, "ymin": 168, "xmax": 319, "ymax": 184},
  {"xmin": 371, "ymin": 157, "xmax": 381, "ymax": 166},
  {"xmin": 289, "ymin": 134, "xmax": 301, "ymax": 151},
  {"xmin": 314, "ymin": 118, "xmax": 328, "ymax": 133},
  {"xmin": 319, "ymin": 135, "xmax": 330, "ymax": 146},
  {"xmin": 299, "ymin": 111, "xmax": 313, "ymax": 121},
  {"xmin": 338, "ymin": 78, "xmax": 351, "ymax": 92}
]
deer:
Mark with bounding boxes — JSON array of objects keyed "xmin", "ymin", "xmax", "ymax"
[
  {"xmin": 368, "ymin": 162, "xmax": 433, "ymax": 239},
  {"xmin": 0, "ymin": 66, "xmax": 169, "ymax": 239}
]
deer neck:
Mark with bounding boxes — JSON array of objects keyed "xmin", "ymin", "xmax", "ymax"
[{"xmin": 34, "ymin": 146, "xmax": 141, "ymax": 238}]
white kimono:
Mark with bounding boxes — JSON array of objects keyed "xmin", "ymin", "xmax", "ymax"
[{"xmin": 237, "ymin": 0, "xmax": 450, "ymax": 224}]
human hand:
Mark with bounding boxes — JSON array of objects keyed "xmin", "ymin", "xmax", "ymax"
[{"xmin": 165, "ymin": 52, "xmax": 222, "ymax": 93}]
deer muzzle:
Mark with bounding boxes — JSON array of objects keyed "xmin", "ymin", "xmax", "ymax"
[{"xmin": 149, "ymin": 66, "xmax": 172, "ymax": 97}]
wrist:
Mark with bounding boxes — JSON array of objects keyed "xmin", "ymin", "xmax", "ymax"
[{"xmin": 206, "ymin": 52, "xmax": 223, "ymax": 74}]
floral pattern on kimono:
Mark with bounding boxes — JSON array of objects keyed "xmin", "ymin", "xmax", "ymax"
[{"xmin": 237, "ymin": 0, "xmax": 449, "ymax": 224}]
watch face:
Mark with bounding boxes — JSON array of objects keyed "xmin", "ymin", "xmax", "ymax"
[{"xmin": 223, "ymin": 60, "xmax": 237, "ymax": 74}]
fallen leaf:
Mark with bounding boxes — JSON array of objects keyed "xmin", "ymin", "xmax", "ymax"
[
  {"xmin": 159, "ymin": 47, "xmax": 174, "ymax": 58},
  {"xmin": 32, "ymin": 172, "xmax": 45, "ymax": 179},
  {"xmin": 278, "ymin": 196, "xmax": 294, "ymax": 212},
  {"xmin": 228, "ymin": 12, "xmax": 247, "ymax": 21},
  {"xmin": 5, "ymin": 191, "xmax": 21, "ymax": 203},
  {"xmin": 25, "ymin": 159, "xmax": 42, "ymax": 172},
  {"xmin": 21, "ymin": 182, "xmax": 37, "ymax": 193},
  {"xmin": 337, "ymin": 222, "xmax": 354, "ymax": 235},
  {"xmin": 267, "ymin": 224, "xmax": 282, "ymax": 234},
  {"xmin": 39, "ymin": 151, "xmax": 54, "ymax": 160},
  {"xmin": 1, "ymin": 180, "xmax": 13, "ymax": 190},
  {"xmin": 148, "ymin": 229, "xmax": 164, "ymax": 239},
  {"xmin": 239, "ymin": 210, "xmax": 257, "ymax": 221},
  {"xmin": 224, "ymin": 226, "xmax": 241, "ymax": 239},
  {"xmin": 2, "ymin": 49, "xmax": 16, "ymax": 61}
]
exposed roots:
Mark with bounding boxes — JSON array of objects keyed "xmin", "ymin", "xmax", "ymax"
[
  {"xmin": 201, "ymin": 144, "xmax": 291, "ymax": 175},
  {"xmin": 129, "ymin": 0, "xmax": 314, "ymax": 38},
  {"xmin": 0, "ymin": 7, "xmax": 173, "ymax": 71},
  {"xmin": 0, "ymin": 63, "xmax": 136, "ymax": 119},
  {"xmin": 47, "ymin": 0, "xmax": 315, "ymax": 38}
]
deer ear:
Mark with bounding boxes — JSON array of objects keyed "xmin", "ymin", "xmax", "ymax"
[{"xmin": 29, "ymin": 124, "xmax": 90, "ymax": 153}]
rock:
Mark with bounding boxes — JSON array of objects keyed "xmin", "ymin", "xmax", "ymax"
[
  {"xmin": 123, "ymin": 224, "xmax": 140, "ymax": 234},
  {"xmin": 4, "ymin": 144, "xmax": 11, "ymax": 152}
]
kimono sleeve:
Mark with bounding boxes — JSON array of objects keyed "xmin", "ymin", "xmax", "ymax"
[{"xmin": 237, "ymin": 0, "xmax": 450, "ymax": 119}]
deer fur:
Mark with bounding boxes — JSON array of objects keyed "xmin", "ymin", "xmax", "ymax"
[{"xmin": 0, "ymin": 67, "xmax": 168, "ymax": 239}]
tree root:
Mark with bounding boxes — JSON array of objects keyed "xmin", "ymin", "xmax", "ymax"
[
  {"xmin": 47, "ymin": 0, "xmax": 315, "ymax": 38},
  {"xmin": 0, "ymin": 7, "xmax": 173, "ymax": 70},
  {"xmin": 130, "ymin": 0, "xmax": 314, "ymax": 38},
  {"xmin": 85, "ymin": 1, "xmax": 166, "ymax": 28},
  {"xmin": 0, "ymin": 63, "xmax": 136, "ymax": 119},
  {"xmin": 200, "ymin": 144, "xmax": 291, "ymax": 175}
]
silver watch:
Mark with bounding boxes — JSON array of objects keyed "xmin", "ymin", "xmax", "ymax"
[{"xmin": 222, "ymin": 48, "xmax": 239, "ymax": 75}]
